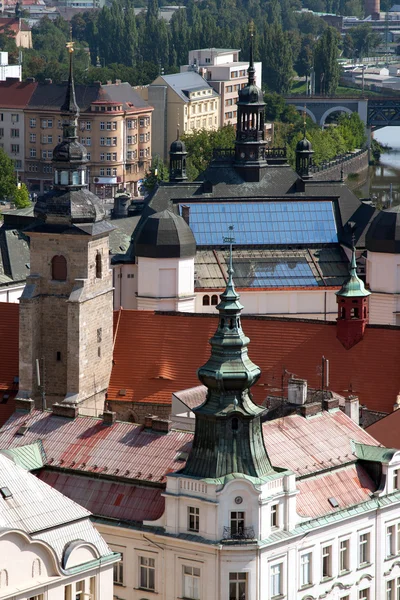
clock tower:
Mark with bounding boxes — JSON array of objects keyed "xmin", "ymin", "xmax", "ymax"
[{"xmin": 234, "ymin": 23, "xmax": 267, "ymax": 182}]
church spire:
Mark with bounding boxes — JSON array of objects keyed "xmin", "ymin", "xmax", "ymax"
[
  {"xmin": 61, "ymin": 32, "xmax": 79, "ymax": 141},
  {"xmin": 182, "ymin": 226, "xmax": 275, "ymax": 480},
  {"xmin": 248, "ymin": 20, "xmax": 256, "ymax": 86}
]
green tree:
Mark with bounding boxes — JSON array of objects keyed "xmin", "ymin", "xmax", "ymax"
[
  {"xmin": 314, "ymin": 27, "xmax": 340, "ymax": 95},
  {"xmin": 144, "ymin": 156, "xmax": 169, "ymax": 191},
  {"xmin": 0, "ymin": 149, "xmax": 17, "ymax": 201},
  {"xmin": 263, "ymin": 24, "xmax": 294, "ymax": 93},
  {"xmin": 347, "ymin": 24, "xmax": 382, "ymax": 58},
  {"xmin": 13, "ymin": 184, "xmax": 31, "ymax": 208},
  {"xmin": 181, "ymin": 125, "xmax": 236, "ymax": 180}
]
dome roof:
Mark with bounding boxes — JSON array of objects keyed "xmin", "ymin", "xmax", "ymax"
[
  {"xmin": 238, "ymin": 84, "xmax": 264, "ymax": 105},
  {"xmin": 135, "ymin": 209, "xmax": 196, "ymax": 259},
  {"xmin": 34, "ymin": 188, "xmax": 105, "ymax": 224},
  {"xmin": 296, "ymin": 137, "xmax": 313, "ymax": 153},
  {"xmin": 170, "ymin": 137, "xmax": 186, "ymax": 154},
  {"xmin": 366, "ymin": 205, "xmax": 400, "ymax": 254},
  {"xmin": 53, "ymin": 139, "xmax": 87, "ymax": 164}
]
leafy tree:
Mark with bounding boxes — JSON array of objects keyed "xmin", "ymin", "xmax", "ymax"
[
  {"xmin": 0, "ymin": 149, "xmax": 17, "ymax": 201},
  {"xmin": 337, "ymin": 112, "xmax": 366, "ymax": 150},
  {"xmin": 263, "ymin": 24, "xmax": 294, "ymax": 94},
  {"xmin": 295, "ymin": 34, "xmax": 315, "ymax": 77},
  {"xmin": 181, "ymin": 126, "xmax": 235, "ymax": 180},
  {"xmin": 346, "ymin": 24, "xmax": 382, "ymax": 58},
  {"xmin": 13, "ymin": 184, "xmax": 31, "ymax": 208},
  {"xmin": 144, "ymin": 156, "xmax": 169, "ymax": 191},
  {"xmin": 314, "ymin": 27, "xmax": 340, "ymax": 95}
]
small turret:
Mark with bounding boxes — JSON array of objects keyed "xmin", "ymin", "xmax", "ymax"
[
  {"xmin": 336, "ymin": 246, "xmax": 371, "ymax": 350},
  {"xmin": 169, "ymin": 130, "xmax": 187, "ymax": 183},
  {"xmin": 295, "ymin": 135, "xmax": 314, "ymax": 179}
]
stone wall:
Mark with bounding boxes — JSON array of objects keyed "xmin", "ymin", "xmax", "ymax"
[
  {"xmin": 109, "ymin": 400, "xmax": 171, "ymax": 424},
  {"xmin": 312, "ymin": 149, "xmax": 369, "ymax": 182}
]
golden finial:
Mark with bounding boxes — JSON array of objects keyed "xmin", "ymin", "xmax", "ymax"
[
  {"xmin": 249, "ymin": 20, "xmax": 255, "ymax": 36},
  {"xmin": 66, "ymin": 27, "xmax": 75, "ymax": 53}
]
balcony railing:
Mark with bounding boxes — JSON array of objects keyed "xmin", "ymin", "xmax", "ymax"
[{"xmin": 222, "ymin": 526, "xmax": 256, "ymax": 542}]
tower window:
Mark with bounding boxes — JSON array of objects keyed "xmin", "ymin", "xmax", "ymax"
[
  {"xmin": 211, "ymin": 295, "xmax": 218, "ymax": 305},
  {"xmin": 51, "ymin": 255, "xmax": 67, "ymax": 281},
  {"xmin": 56, "ymin": 351, "xmax": 61, "ymax": 361},
  {"xmin": 231, "ymin": 417, "xmax": 239, "ymax": 431},
  {"xmin": 202, "ymin": 295, "xmax": 210, "ymax": 306},
  {"xmin": 96, "ymin": 253, "xmax": 102, "ymax": 278}
]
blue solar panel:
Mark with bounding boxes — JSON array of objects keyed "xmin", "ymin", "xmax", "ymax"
[{"xmin": 180, "ymin": 201, "xmax": 338, "ymax": 246}]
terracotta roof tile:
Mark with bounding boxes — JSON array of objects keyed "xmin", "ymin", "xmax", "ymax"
[
  {"xmin": 109, "ymin": 310, "xmax": 400, "ymax": 413},
  {"xmin": 37, "ymin": 470, "xmax": 165, "ymax": 522},
  {"xmin": 0, "ymin": 80, "xmax": 37, "ymax": 109},
  {"xmin": 297, "ymin": 464, "xmax": 375, "ymax": 517},
  {"xmin": 366, "ymin": 410, "xmax": 400, "ymax": 448}
]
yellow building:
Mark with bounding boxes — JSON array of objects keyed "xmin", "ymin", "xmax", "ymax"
[
  {"xmin": 139, "ymin": 72, "xmax": 220, "ymax": 161},
  {"xmin": 24, "ymin": 81, "xmax": 153, "ymax": 197}
]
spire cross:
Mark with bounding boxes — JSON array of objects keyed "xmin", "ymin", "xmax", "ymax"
[{"xmin": 223, "ymin": 225, "xmax": 235, "ymax": 282}]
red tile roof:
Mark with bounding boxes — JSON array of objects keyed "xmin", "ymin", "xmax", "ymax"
[
  {"xmin": 0, "ymin": 410, "xmax": 193, "ymax": 484},
  {"xmin": 296, "ymin": 464, "xmax": 375, "ymax": 517},
  {"xmin": 366, "ymin": 410, "xmax": 400, "ymax": 448},
  {"xmin": 0, "ymin": 80, "xmax": 37, "ymax": 108},
  {"xmin": 109, "ymin": 310, "xmax": 400, "ymax": 413},
  {"xmin": 38, "ymin": 471, "xmax": 165, "ymax": 521},
  {"xmin": 0, "ymin": 17, "xmax": 29, "ymax": 33},
  {"xmin": 0, "ymin": 303, "xmax": 19, "ymax": 427}
]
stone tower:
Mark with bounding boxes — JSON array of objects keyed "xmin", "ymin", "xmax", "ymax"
[
  {"xmin": 17, "ymin": 44, "xmax": 114, "ymax": 415},
  {"xmin": 336, "ymin": 246, "xmax": 371, "ymax": 350}
]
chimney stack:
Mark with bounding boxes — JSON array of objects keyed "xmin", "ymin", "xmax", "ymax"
[
  {"xmin": 288, "ymin": 378, "xmax": 307, "ymax": 405},
  {"xmin": 345, "ymin": 395, "xmax": 360, "ymax": 424}
]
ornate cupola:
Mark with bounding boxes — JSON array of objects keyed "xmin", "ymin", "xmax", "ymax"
[
  {"xmin": 295, "ymin": 127, "xmax": 314, "ymax": 179},
  {"xmin": 182, "ymin": 229, "xmax": 275, "ymax": 479},
  {"xmin": 34, "ymin": 39, "xmax": 105, "ymax": 226},
  {"xmin": 234, "ymin": 22, "xmax": 267, "ymax": 182},
  {"xmin": 169, "ymin": 130, "xmax": 188, "ymax": 183},
  {"xmin": 336, "ymin": 246, "xmax": 371, "ymax": 350}
]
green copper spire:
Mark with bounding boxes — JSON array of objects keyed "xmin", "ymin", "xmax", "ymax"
[
  {"xmin": 336, "ymin": 246, "xmax": 371, "ymax": 298},
  {"xmin": 182, "ymin": 227, "xmax": 275, "ymax": 479}
]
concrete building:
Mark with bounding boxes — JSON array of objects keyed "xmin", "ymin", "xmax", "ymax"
[
  {"xmin": 23, "ymin": 81, "xmax": 152, "ymax": 196},
  {"xmin": 139, "ymin": 71, "xmax": 219, "ymax": 161},
  {"xmin": 0, "ymin": 447, "xmax": 117, "ymax": 600},
  {"xmin": 0, "ymin": 79, "xmax": 37, "ymax": 175},
  {"xmin": 0, "ymin": 51, "xmax": 21, "ymax": 81},
  {"xmin": 181, "ymin": 48, "xmax": 262, "ymax": 127}
]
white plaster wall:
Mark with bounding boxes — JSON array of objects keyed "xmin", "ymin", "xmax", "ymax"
[
  {"xmin": 195, "ymin": 289, "xmax": 338, "ymax": 320},
  {"xmin": 367, "ymin": 251, "xmax": 400, "ymax": 294},
  {"xmin": 0, "ymin": 284, "xmax": 25, "ymax": 303},
  {"xmin": 136, "ymin": 256, "xmax": 194, "ymax": 311},
  {"xmin": 113, "ymin": 264, "xmax": 138, "ymax": 310}
]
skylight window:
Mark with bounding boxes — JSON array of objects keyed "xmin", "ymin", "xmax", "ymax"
[
  {"xmin": 0, "ymin": 487, "xmax": 12, "ymax": 499},
  {"xmin": 328, "ymin": 497, "xmax": 339, "ymax": 508}
]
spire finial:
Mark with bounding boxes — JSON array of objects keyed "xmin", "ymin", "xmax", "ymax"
[
  {"xmin": 303, "ymin": 104, "xmax": 307, "ymax": 138},
  {"xmin": 223, "ymin": 224, "xmax": 235, "ymax": 286},
  {"xmin": 62, "ymin": 31, "xmax": 79, "ymax": 119},
  {"xmin": 248, "ymin": 20, "xmax": 255, "ymax": 85}
]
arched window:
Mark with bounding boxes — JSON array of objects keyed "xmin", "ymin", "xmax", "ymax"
[
  {"xmin": 32, "ymin": 558, "xmax": 41, "ymax": 578},
  {"xmin": 364, "ymin": 307, "xmax": 367, "ymax": 318},
  {"xmin": 231, "ymin": 417, "xmax": 238, "ymax": 431},
  {"xmin": 211, "ymin": 295, "xmax": 218, "ymax": 306},
  {"xmin": 51, "ymin": 255, "xmax": 67, "ymax": 281},
  {"xmin": 0, "ymin": 570, "xmax": 8, "ymax": 588},
  {"xmin": 202, "ymin": 295, "xmax": 210, "ymax": 306},
  {"xmin": 96, "ymin": 253, "xmax": 102, "ymax": 279},
  {"xmin": 341, "ymin": 307, "xmax": 346, "ymax": 318}
]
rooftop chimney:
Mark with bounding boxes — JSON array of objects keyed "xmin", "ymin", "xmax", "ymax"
[
  {"xmin": 345, "ymin": 395, "xmax": 359, "ymax": 424},
  {"xmin": 15, "ymin": 397, "xmax": 34, "ymax": 413},
  {"xmin": 288, "ymin": 378, "xmax": 307, "ymax": 405},
  {"xmin": 103, "ymin": 410, "xmax": 116, "ymax": 426},
  {"xmin": 52, "ymin": 403, "xmax": 78, "ymax": 419}
]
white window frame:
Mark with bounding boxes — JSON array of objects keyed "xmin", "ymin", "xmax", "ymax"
[
  {"xmin": 270, "ymin": 562, "xmax": 283, "ymax": 598},
  {"xmin": 139, "ymin": 555, "xmax": 155, "ymax": 591},
  {"xmin": 300, "ymin": 552, "xmax": 312, "ymax": 588},
  {"xmin": 322, "ymin": 545, "xmax": 332, "ymax": 579},
  {"xmin": 113, "ymin": 552, "xmax": 123, "ymax": 585},
  {"xmin": 339, "ymin": 539, "xmax": 350, "ymax": 573},
  {"xmin": 188, "ymin": 506, "xmax": 199, "ymax": 532},
  {"xmin": 183, "ymin": 565, "xmax": 200, "ymax": 599},
  {"xmin": 271, "ymin": 503, "xmax": 278, "ymax": 528},
  {"xmin": 359, "ymin": 532, "xmax": 370, "ymax": 566},
  {"xmin": 229, "ymin": 572, "xmax": 247, "ymax": 600}
]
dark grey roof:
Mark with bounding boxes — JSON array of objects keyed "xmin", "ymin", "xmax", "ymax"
[
  {"xmin": 34, "ymin": 188, "xmax": 106, "ymax": 225},
  {"xmin": 0, "ymin": 222, "xmax": 30, "ymax": 287},
  {"xmin": 135, "ymin": 209, "xmax": 196, "ymax": 259},
  {"xmin": 28, "ymin": 82, "xmax": 101, "ymax": 112},
  {"xmin": 109, "ymin": 215, "xmax": 141, "ymax": 256},
  {"xmin": 365, "ymin": 205, "xmax": 400, "ymax": 253}
]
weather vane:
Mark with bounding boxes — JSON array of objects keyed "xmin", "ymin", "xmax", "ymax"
[
  {"xmin": 223, "ymin": 225, "xmax": 235, "ymax": 278},
  {"xmin": 66, "ymin": 27, "xmax": 75, "ymax": 53}
]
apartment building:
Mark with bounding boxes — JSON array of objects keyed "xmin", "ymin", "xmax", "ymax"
[
  {"xmin": 0, "ymin": 79, "xmax": 37, "ymax": 178},
  {"xmin": 181, "ymin": 48, "xmax": 262, "ymax": 126},
  {"xmin": 139, "ymin": 71, "xmax": 220, "ymax": 160},
  {"xmin": 23, "ymin": 80, "xmax": 152, "ymax": 197}
]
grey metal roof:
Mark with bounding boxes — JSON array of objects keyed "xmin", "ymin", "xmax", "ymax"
[
  {"xmin": 366, "ymin": 204, "xmax": 400, "ymax": 253},
  {"xmin": 135, "ymin": 209, "xmax": 196, "ymax": 259},
  {"xmin": 0, "ymin": 453, "xmax": 111, "ymax": 561},
  {"xmin": 158, "ymin": 72, "xmax": 218, "ymax": 102},
  {"xmin": 0, "ymin": 221, "xmax": 30, "ymax": 288},
  {"xmin": 28, "ymin": 82, "xmax": 101, "ymax": 112}
]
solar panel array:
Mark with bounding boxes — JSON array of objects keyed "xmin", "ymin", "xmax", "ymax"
[
  {"xmin": 180, "ymin": 201, "xmax": 338, "ymax": 245},
  {"xmin": 232, "ymin": 258, "xmax": 318, "ymax": 287}
]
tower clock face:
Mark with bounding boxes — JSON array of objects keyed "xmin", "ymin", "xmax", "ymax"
[{"xmin": 240, "ymin": 152, "xmax": 245, "ymax": 159}]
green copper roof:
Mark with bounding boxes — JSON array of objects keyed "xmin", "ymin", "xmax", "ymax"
[
  {"xmin": 0, "ymin": 441, "xmax": 46, "ymax": 471},
  {"xmin": 182, "ymin": 238, "xmax": 275, "ymax": 480},
  {"xmin": 351, "ymin": 440, "xmax": 398, "ymax": 464},
  {"xmin": 336, "ymin": 247, "xmax": 371, "ymax": 298}
]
